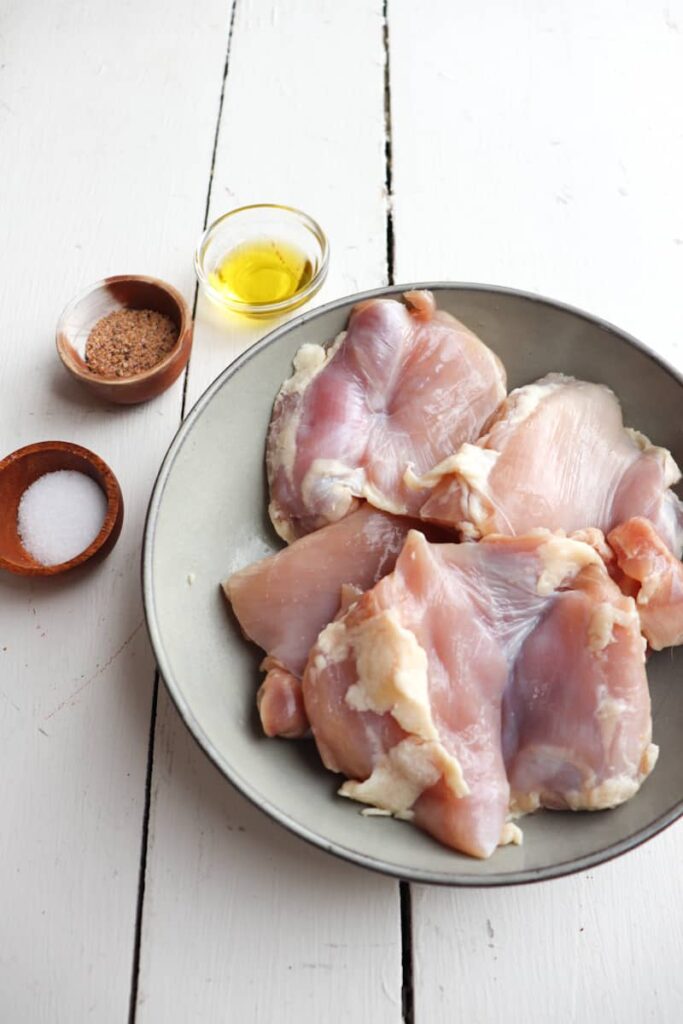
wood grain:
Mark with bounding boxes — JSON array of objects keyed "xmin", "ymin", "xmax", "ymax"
[
  {"xmin": 412, "ymin": 826, "xmax": 683, "ymax": 1023},
  {"xmin": 0, "ymin": 1, "xmax": 229, "ymax": 1018},
  {"xmin": 388, "ymin": 2, "xmax": 683, "ymax": 1020},
  {"xmin": 135, "ymin": 2, "xmax": 402, "ymax": 1021},
  {"xmin": 390, "ymin": 0, "xmax": 683, "ymax": 372}
]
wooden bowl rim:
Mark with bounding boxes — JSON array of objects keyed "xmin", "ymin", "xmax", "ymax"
[
  {"xmin": 55, "ymin": 274, "xmax": 192, "ymax": 388},
  {"xmin": 0, "ymin": 440, "xmax": 124, "ymax": 577}
]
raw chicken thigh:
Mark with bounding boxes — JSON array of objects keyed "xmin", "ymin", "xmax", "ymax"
[
  {"xmin": 420, "ymin": 373, "xmax": 683, "ymax": 555},
  {"xmin": 267, "ymin": 290, "xmax": 506, "ymax": 542},
  {"xmin": 504, "ymin": 560, "xmax": 656, "ymax": 813},
  {"xmin": 608, "ymin": 517, "xmax": 683, "ymax": 650},
  {"xmin": 224, "ymin": 505, "xmax": 412, "ymax": 737},
  {"xmin": 302, "ymin": 530, "xmax": 655, "ymax": 859}
]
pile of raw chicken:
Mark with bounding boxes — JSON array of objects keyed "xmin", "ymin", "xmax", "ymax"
[{"xmin": 225, "ymin": 291, "xmax": 683, "ymax": 859}]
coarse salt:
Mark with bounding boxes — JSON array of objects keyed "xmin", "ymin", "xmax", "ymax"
[{"xmin": 17, "ymin": 470, "xmax": 108, "ymax": 566}]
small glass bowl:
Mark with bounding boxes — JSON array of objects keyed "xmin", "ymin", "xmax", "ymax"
[{"xmin": 194, "ymin": 204, "xmax": 329, "ymax": 318}]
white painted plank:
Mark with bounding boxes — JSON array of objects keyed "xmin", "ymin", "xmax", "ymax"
[
  {"xmin": 388, "ymin": 2, "xmax": 683, "ymax": 1020},
  {"xmin": 390, "ymin": 0, "xmax": 683, "ymax": 373},
  {"xmin": 412, "ymin": 826, "xmax": 683, "ymax": 1023},
  {"xmin": 136, "ymin": 2, "xmax": 402, "ymax": 1022},
  {"xmin": 0, "ymin": 1, "xmax": 229, "ymax": 1019}
]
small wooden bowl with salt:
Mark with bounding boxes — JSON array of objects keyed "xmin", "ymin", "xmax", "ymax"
[
  {"xmin": 56, "ymin": 275, "xmax": 192, "ymax": 404},
  {"xmin": 0, "ymin": 441, "xmax": 123, "ymax": 577}
]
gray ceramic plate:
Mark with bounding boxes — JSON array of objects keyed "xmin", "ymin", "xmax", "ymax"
[{"xmin": 143, "ymin": 283, "xmax": 683, "ymax": 886}]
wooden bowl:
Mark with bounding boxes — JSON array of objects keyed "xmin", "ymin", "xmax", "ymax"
[
  {"xmin": 56, "ymin": 275, "xmax": 193, "ymax": 405},
  {"xmin": 0, "ymin": 441, "xmax": 124, "ymax": 576}
]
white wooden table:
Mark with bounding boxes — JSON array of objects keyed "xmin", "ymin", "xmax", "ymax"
[{"xmin": 2, "ymin": 2, "xmax": 682, "ymax": 1020}]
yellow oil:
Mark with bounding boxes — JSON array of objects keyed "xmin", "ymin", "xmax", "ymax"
[{"xmin": 209, "ymin": 238, "xmax": 314, "ymax": 306}]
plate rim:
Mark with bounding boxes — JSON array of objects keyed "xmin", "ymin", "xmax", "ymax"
[{"xmin": 142, "ymin": 280, "xmax": 683, "ymax": 887}]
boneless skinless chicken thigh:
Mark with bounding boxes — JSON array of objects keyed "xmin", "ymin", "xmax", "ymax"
[
  {"xmin": 225, "ymin": 506, "xmax": 413, "ymax": 738},
  {"xmin": 608, "ymin": 517, "xmax": 683, "ymax": 650},
  {"xmin": 420, "ymin": 373, "xmax": 683, "ymax": 556},
  {"xmin": 267, "ymin": 290, "xmax": 506, "ymax": 542},
  {"xmin": 303, "ymin": 531, "xmax": 656, "ymax": 858}
]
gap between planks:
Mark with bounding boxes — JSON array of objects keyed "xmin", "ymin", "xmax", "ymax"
[
  {"xmin": 127, "ymin": 4, "xmax": 239, "ymax": 1021},
  {"xmin": 383, "ymin": 0, "xmax": 395, "ymax": 288},
  {"xmin": 127, "ymin": 674, "xmax": 159, "ymax": 1023},
  {"xmin": 383, "ymin": 3, "xmax": 414, "ymax": 1022},
  {"xmin": 179, "ymin": 0, "xmax": 240, "ymax": 424}
]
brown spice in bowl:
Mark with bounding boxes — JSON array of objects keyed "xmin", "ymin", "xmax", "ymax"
[{"xmin": 85, "ymin": 308, "xmax": 178, "ymax": 377}]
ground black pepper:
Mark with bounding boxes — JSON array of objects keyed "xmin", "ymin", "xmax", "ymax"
[{"xmin": 85, "ymin": 308, "xmax": 178, "ymax": 377}]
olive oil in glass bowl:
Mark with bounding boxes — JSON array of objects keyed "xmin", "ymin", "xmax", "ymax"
[{"xmin": 195, "ymin": 204, "xmax": 329, "ymax": 318}]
